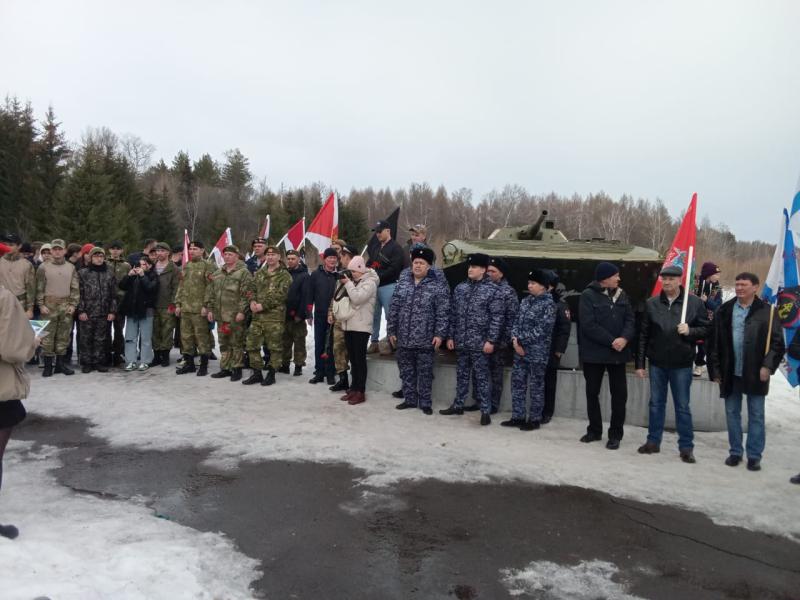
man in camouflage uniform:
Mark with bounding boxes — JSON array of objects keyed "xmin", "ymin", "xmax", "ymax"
[
  {"xmin": 105, "ymin": 241, "xmax": 130, "ymax": 366},
  {"xmin": 35, "ymin": 239, "xmax": 80, "ymax": 377},
  {"xmin": 76, "ymin": 247, "xmax": 118, "ymax": 373},
  {"xmin": 0, "ymin": 233, "xmax": 35, "ymax": 318},
  {"xmin": 440, "ymin": 253, "xmax": 503, "ymax": 425},
  {"xmin": 152, "ymin": 242, "xmax": 180, "ymax": 367},
  {"xmin": 503, "ymin": 269, "xmax": 556, "ymax": 430},
  {"xmin": 242, "ymin": 246, "xmax": 291, "ymax": 386},
  {"xmin": 279, "ymin": 248, "xmax": 309, "ymax": 377},
  {"xmin": 175, "ymin": 240, "xmax": 215, "ymax": 376},
  {"xmin": 207, "ymin": 245, "xmax": 253, "ymax": 381},
  {"xmin": 327, "ymin": 244, "xmax": 357, "ymax": 392},
  {"xmin": 468, "ymin": 257, "xmax": 519, "ymax": 414}
]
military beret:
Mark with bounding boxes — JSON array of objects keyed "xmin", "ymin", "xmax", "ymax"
[
  {"xmin": 171, "ymin": 245, "xmax": 183, "ymax": 254},
  {"xmin": 660, "ymin": 265, "xmax": 683, "ymax": 277},
  {"xmin": 155, "ymin": 242, "xmax": 171, "ymax": 252},
  {"xmin": 189, "ymin": 240, "xmax": 204, "ymax": 249},
  {"xmin": 411, "ymin": 247, "xmax": 435, "ymax": 265},
  {"xmin": 265, "ymin": 245, "xmax": 281, "ymax": 254},
  {"xmin": 251, "ymin": 237, "xmax": 268, "ymax": 246},
  {"xmin": 528, "ymin": 268, "xmax": 550, "ymax": 286},
  {"xmin": 466, "ymin": 253, "xmax": 490, "ymax": 268},
  {"xmin": 286, "ymin": 249, "xmax": 300, "ymax": 257},
  {"xmin": 489, "ymin": 257, "xmax": 510, "ymax": 276},
  {"xmin": 222, "ymin": 244, "xmax": 240, "ymax": 254}
]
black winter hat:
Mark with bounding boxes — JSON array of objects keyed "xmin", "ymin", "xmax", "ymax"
[
  {"xmin": 543, "ymin": 268, "xmax": 559, "ymax": 287},
  {"xmin": 109, "ymin": 240, "xmax": 124, "ymax": 249},
  {"xmin": 594, "ymin": 261, "xmax": 619, "ymax": 282},
  {"xmin": 1, "ymin": 232, "xmax": 22, "ymax": 245},
  {"xmin": 323, "ymin": 247, "xmax": 339, "ymax": 258},
  {"xmin": 411, "ymin": 247, "xmax": 435, "ymax": 265},
  {"xmin": 466, "ymin": 253, "xmax": 490, "ymax": 268},
  {"xmin": 528, "ymin": 268, "xmax": 550, "ymax": 286},
  {"xmin": 489, "ymin": 257, "xmax": 510, "ymax": 276}
]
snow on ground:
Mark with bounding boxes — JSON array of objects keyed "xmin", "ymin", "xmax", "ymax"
[
  {"xmin": 0, "ymin": 442, "xmax": 259, "ymax": 600},
  {"xmin": 14, "ymin": 339, "xmax": 800, "ymax": 544},
  {"xmin": 500, "ymin": 560, "xmax": 645, "ymax": 600}
]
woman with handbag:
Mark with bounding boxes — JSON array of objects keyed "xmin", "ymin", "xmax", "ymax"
[{"xmin": 336, "ymin": 256, "xmax": 378, "ymax": 405}]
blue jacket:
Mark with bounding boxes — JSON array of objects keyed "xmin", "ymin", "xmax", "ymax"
[
  {"xmin": 511, "ymin": 293, "xmax": 556, "ymax": 363},
  {"xmin": 450, "ymin": 275, "xmax": 503, "ymax": 351},
  {"xmin": 495, "ymin": 278, "xmax": 519, "ymax": 347},
  {"xmin": 577, "ymin": 281, "xmax": 635, "ymax": 364},
  {"xmin": 387, "ymin": 267, "xmax": 450, "ymax": 349}
]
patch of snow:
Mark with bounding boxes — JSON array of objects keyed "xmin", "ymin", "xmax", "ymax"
[
  {"xmin": 0, "ymin": 442, "xmax": 259, "ymax": 600},
  {"xmin": 500, "ymin": 559, "xmax": 645, "ymax": 599}
]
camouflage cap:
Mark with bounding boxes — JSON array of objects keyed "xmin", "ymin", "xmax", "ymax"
[
  {"xmin": 88, "ymin": 247, "xmax": 107, "ymax": 258},
  {"xmin": 222, "ymin": 244, "xmax": 240, "ymax": 254},
  {"xmin": 50, "ymin": 239, "xmax": 66, "ymax": 249},
  {"xmin": 40, "ymin": 243, "xmax": 52, "ymax": 252},
  {"xmin": 155, "ymin": 242, "xmax": 171, "ymax": 252}
]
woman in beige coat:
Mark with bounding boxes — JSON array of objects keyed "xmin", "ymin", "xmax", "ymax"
[
  {"xmin": 0, "ymin": 283, "xmax": 38, "ymax": 539},
  {"xmin": 338, "ymin": 256, "xmax": 378, "ymax": 405}
]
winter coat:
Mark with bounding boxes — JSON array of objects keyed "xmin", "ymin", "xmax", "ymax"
[
  {"xmin": 636, "ymin": 289, "xmax": 709, "ymax": 370},
  {"xmin": 495, "ymin": 278, "xmax": 519, "ymax": 347},
  {"xmin": 76, "ymin": 264, "xmax": 118, "ymax": 318},
  {"xmin": 550, "ymin": 292, "xmax": 572, "ymax": 355},
  {"xmin": 251, "ymin": 265, "xmax": 291, "ymax": 323},
  {"xmin": 341, "ymin": 270, "xmax": 379, "ymax": 334},
  {"xmin": 206, "ymin": 261, "xmax": 253, "ymax": 323},
  {"xmin": 175, "ymin": 258, "xmax": 216, "ymax": 313},
  {"xmin": 366, "ymin": 238, "xmax": 405, "ymax": 287},
  {"xmin": 511, "ymin": 292, "xmax": 556, "ymax": 363},
  {"xmin": 0, "ymin": 287, "xmax": 36, "ymax": 401},
  {"xmin": 387, "ymin": 266, "xmax": 451, "ymax": 349},
  {"xmin": 154, "ymin": 261, "xmax": 180, "ymax": 309},
  {"xmin": 577, "ymin": 281, "xmax": 635, "ymax": 364},
  {"xmin": 286, "ymin": 263, "xmax": 310, "ymax": 320},
  {"xmin": 118, "ymin": 270, "xmax": 159, "ymax": 319},
  {"xmin": 0, "ymin": 254, "xmax": 35, "ymax": 310},
  {"xmin": 450, "ymin": 275, "xmax": 503, "ymax": 352},
  {"xmin": 305, "ymin": 265, "xmax": 338, "ymax": 320},
  {"xmin": 707, "ymin": 296, "xmax": 784, "ymax": 398}
]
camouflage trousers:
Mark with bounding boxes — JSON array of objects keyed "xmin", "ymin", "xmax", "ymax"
[
  {"xmin": 247, "ymin": 319, "xmax": 284, "ymax": 370},
  {"xmin": 454, "ymin": 350, "xmax": 491, "ymax": 413},
  {"xmin": 396, "ymin": 348, "xmax": 435, "ymax": 409},
  {"xmin": 78, "ymin": 316, "xmax": 110, "ymax": 366},
  {"xmin": 511, "ymin": 351, "xmax": 547, "ymax": 421},
  {"xmin": 180, "ymin": 312, "xmax": 212, "ymax": 356},
  {"xmin": 281, "ymin": 318, "xmax": 308, "ymax": 367},
  {"xmin": 41, "ymin": 302, "xmax": 73, "ymax": 357},
  {"xmin": 152, "ymin": 309, "xmax": 177, "ymax": 351},
  {"xmin": 218, "ymin": 320, "xmax": 246, "ymax": 370},
  {"xmin": 472, "ymin": 345, "xmax": 512, "ymax": 410},
  {"xmin": 332, "ymin": 321, "xmax": 348, "ymax": 373}
]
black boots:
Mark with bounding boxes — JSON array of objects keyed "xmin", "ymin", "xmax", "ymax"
[
  {"xmin": 329, "ymin": 372, "xmax": 349, "ymax": 392},
  {"xmin": 197, "ymin": 354, "xmax": 209, "ymax": 376},
  {"xmin": 54, "ymin": 356, "xmax": 74, "ymax": 376},
  {"xmin": 43, "ymin": 356, "xmax": 54, "ymax": 377},
  {"xmin": 211, "ymin": 369, "xmax": 232, "ymax": 379},
  {"xmin": 308, "ymin": 373, "xmax": 325, "ymax": 384},
  {"xmin": 326, "ymin": 372, "xmax": 336, "ymax": 386},
  {"xmin": 293, "ymin": 365, "xmax": 302, "ymax": 377},
  {"xmin": 261, "ymin": 367, "xmax": 276, "ymax": 386},
  {"xmin": 160, "ymin": 350, "xmax": 170, "ymax": 367},
  {"xmin": 277, "ymin": 364, "xmax": 291, "ymax": 374},
  {"xmin": 176, "ymin": 355, "xmax": 196, "ymax": 374},
  {"xmin": 230, "ymin": 367, "xmax": 243, "ymax": 382},
  {"xmin": 242, "ymin": 369, "xmax": 263, "ymax": 385}
]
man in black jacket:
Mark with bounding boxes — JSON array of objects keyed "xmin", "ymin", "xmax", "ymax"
[
  {"xmin": 707, "ymin": 272, "xmax": 784, "ymax": 471},
  {"xmin": 280, "ymin": 249, "xmax": 309, "ymax": 376},
  {"xmin": 366, "ymin": 220, "xmax": 405, "ymax": 353},
  {"xmin": 577, "ymin": 262, "xmax": 635, "ymax": 448},
  {"xmin": 542, "ymin": 270, "xmax": 572, "ymax": 424},
  {"xmin": 305, "ymin": 248, "xmax": 339, "ymax": 384},
  {"xmin": 635, "ymin": 265, "xmax": 709, "ymax": 463}
]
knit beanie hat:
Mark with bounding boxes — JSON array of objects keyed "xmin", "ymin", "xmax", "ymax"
[
  {"xmin": 594, "ymin": 261, "xmax": 619, "ymax": 282},
  {"xmin": 700, "ymin": 262, "xmax": 720, "ymax": 280}
]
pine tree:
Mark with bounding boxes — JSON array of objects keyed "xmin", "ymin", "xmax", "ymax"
[
  {"xmin": 142, "ymin": 184, "xmax": 178, "ymax": 244},
  {"xmin": 221, "ymin": 148, "xmax": 252, "ymax": 204},
  {"xmin": 29, "ymin": 105, "xmax": 70, "ymax": 239},
  {"xmin": 194, "ymin": 153, "xmax": 221, "ymax": 186},
  {"xmin": 0, "ymin": 97, "xmax": 38, "ymax": 236},
  {"xmin": 172, "ymin": 151, "xmax": 197, "ymax": 237}
]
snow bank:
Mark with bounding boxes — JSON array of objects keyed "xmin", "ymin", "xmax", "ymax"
[
  {"xmin": 0, "ymin": 442, "xmax": 259, "ymax": 600},
  {"xmin": 500, "ymin": 559, "xmax": 645, "ymax": 599}
]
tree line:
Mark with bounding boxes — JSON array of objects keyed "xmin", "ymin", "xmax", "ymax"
[{"xmin": 0, "ymin": 97, "xmax": 773, "ymax": 281}]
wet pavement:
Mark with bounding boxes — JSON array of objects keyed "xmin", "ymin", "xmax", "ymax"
[{"xmin": 15, "ymin": 415, "xmax": 800, "ymax": 599}]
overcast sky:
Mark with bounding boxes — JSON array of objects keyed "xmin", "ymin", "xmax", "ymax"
[{"xmin": 2, "ymin": 0, "xmax": 798, "ymax": 242}]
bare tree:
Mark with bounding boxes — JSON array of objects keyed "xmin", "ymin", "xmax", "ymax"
[{"xmin": 120, "ymin": 134, "xmax": 156, "ymax": 175}]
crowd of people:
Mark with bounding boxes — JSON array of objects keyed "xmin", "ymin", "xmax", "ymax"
[{"xmin": 0, "ymin": 219, "xmax": 798, "ymax": 540}]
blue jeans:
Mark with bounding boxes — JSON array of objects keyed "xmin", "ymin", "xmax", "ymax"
[
  {"xmin": 124, "ymin": 316, "xmax": 154, "ymax": 365},
  {"xmin": 371, "ymin": 283, "xmax": 396, "ymax": 343},
  {"xmin": 647, "ymin": 365, "xmax": 694, "ymax": 449},
  {"xmin": 724, "ymin": 377, "xmax": 766, "ymax": 460}
]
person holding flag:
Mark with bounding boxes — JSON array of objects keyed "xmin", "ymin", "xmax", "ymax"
[{"xmin": 635, "ymin": 265, "xmax": 709, "ymax": 463}]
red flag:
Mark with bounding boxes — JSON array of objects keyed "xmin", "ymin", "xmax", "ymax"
[
  {"xmin": 651, "ymin": 193, "xmax": 698, "ymax": 296},
  {"xmin": 182, "ymin": 229, "xmax": 190, "ymax": 265},
  {"xmin": 260, "ymin": 214, "xmax": 271, "ymax": 239},
  {"xmin": 279, "ymin": 218, "xmax": 305, "ymax": 252},
  {"xmin": 209, "ymin": 228, "xmax": 233, "ymax": 268},
  {"xmin": 306, "ymin": 192, "xmax": 338, "ymax": 255}
]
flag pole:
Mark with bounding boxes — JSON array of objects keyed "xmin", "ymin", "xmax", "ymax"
[{"xmin": 680, "ymin": 245, "xmax": 694, "ymax": 324}]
